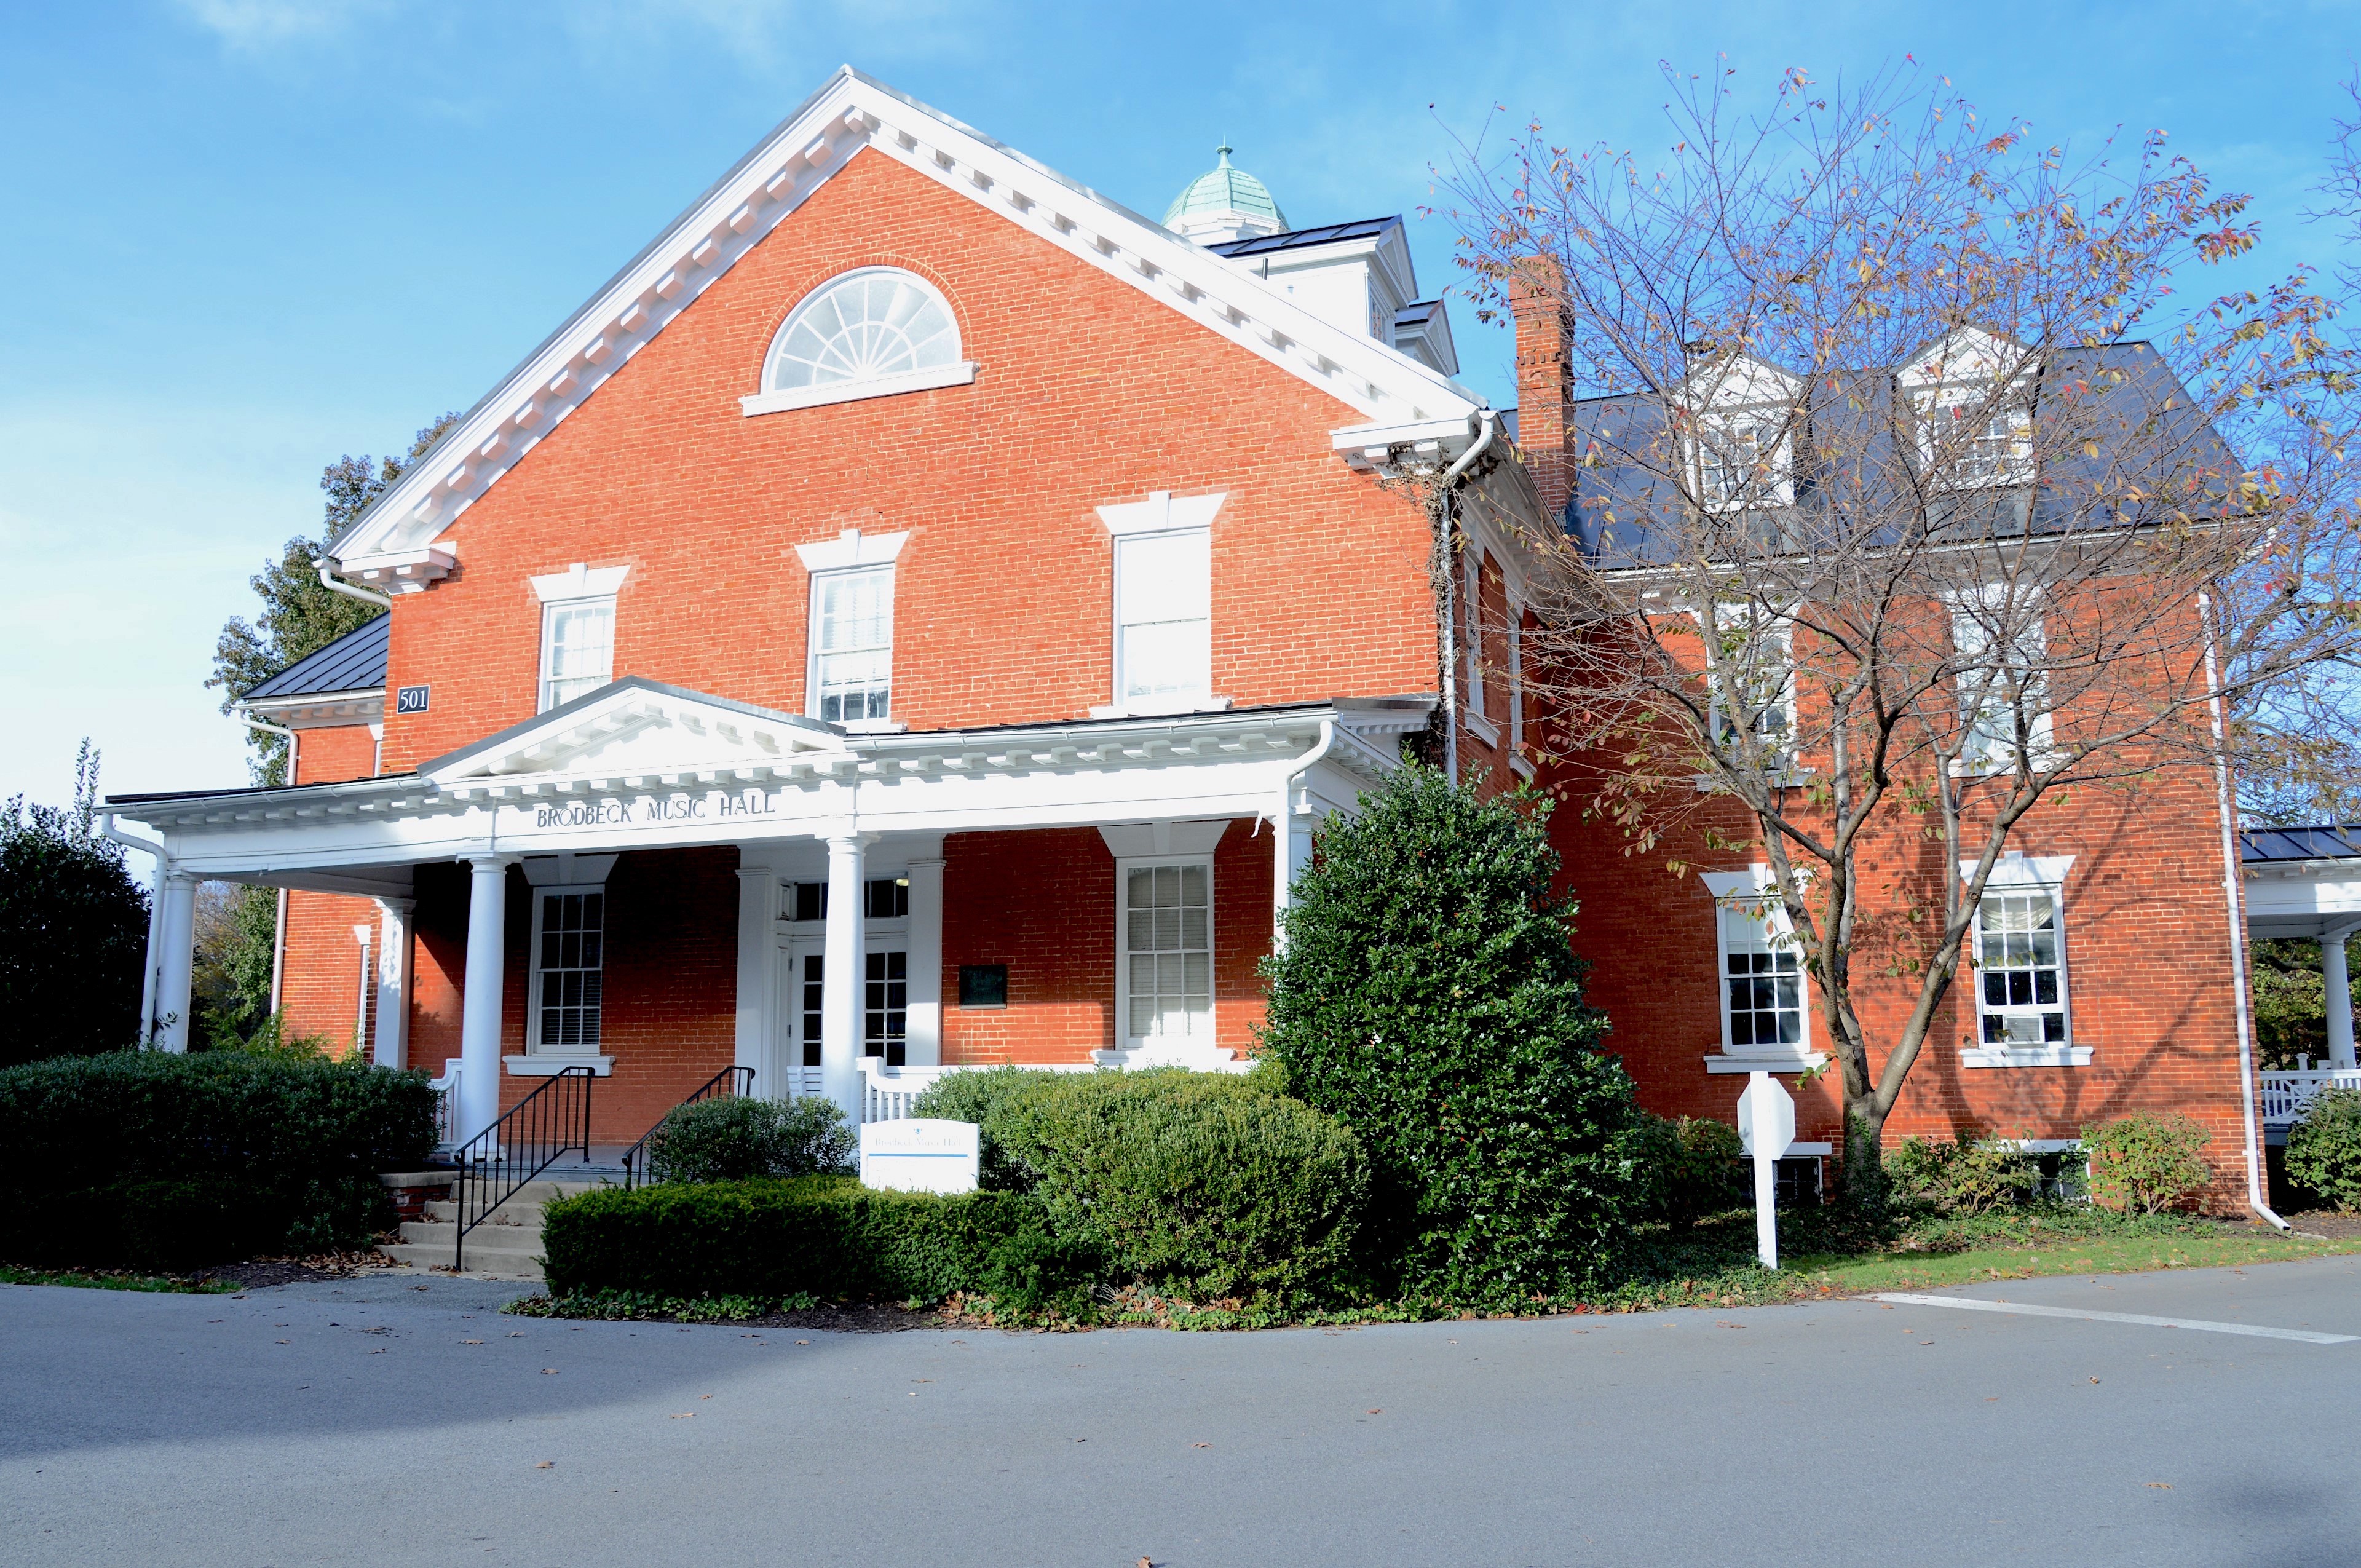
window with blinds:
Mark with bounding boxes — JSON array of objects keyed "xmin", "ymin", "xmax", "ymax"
[
  {"xmin": 531, "ymin": 890, "xmax": 605, "ymax": 1053},
  {"xmin": 1122, "ymin": 861, "xmax": 1212, "ymax": 1041},
  {"xmin": 1114, "ymin": 529, "xmax": 1210, "ymax": 704}
]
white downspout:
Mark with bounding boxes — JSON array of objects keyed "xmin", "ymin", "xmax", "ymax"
[
  {"xmin": 1270, "ymin": 717, "xmax": 1337, "ymax": 951},
  {"xmin": 98, "ymin": 812, "xmax": 168, "ymax": 1043},
  {"xmin": 2200, "ymin": 588, "xmax": 2287, "ymax": 1230},
  {"xmin": 1434, "ymin": 408, "xmax": 1498, "ymax": 786},
  {"xmin": 315, "ymin": 561, "xmax": 394, "ymax": 610}
]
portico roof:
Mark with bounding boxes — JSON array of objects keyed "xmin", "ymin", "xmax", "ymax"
[
  {"xmin": 106, "ymin": 683, "xmax": 1433, "ymax": 892},
  {"xmin": 2242, "ymin": 823, "xmax": 2361, "ymax": 942}
]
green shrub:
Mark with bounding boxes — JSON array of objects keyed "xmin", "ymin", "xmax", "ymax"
[
  {"xmin": 539, "ymin": 1175, "xmax": 1090, "ymax": 1313},
  {"xmin": 1886, "ymin": 1134, "xmax": 2043, "ymax": 1214},
  {"xmin": 647, "ymin": 1095, "xmax": 854, "ymax": 1184},
  {"xmin": 907, "ymin": 1066, "xmax": 1066, "ymax": 1190},
  {"xmin": 2081, "ymin": 1112, "xmax": 2213, "ymax": 1214},
  {"xmin": 1258, "ymin": 764, "xmax": 1640, "ymax": 1300},
  {"xmin": 986, "ymin": 1069, "xmax": 1367, "ymax": 1307},
  {"xmin": 2287, "ymin": 1088, "xmax": 2361, "ymax": 1211},
  {"xmin": 1619, "ymin": 1113, "xmax": 1747, "ymax": 1227},
  {"xmin": 0, "ymin": 1049, "xmax": 436, "ymax": 1269}
]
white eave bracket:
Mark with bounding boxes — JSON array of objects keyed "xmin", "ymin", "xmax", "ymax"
[{"xmin": 337, "ymin": 543, "xmax": 459, "ymax": 595}]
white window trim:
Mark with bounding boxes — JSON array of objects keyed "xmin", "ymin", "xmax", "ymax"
[
  {"xmin": 741, "ymin": 360, "xmax": 979, "ymax": 418},
  {"xmin": 1099, "ymin": 833, "xmax": 1231, "ymax": 1067},
  {"xmin": 1959, "ymin": 853, "xmax": 2090, "ymax": 1067},
  {"xmin": 1508, "ymin": 608, "xmax": 1533, "ymax": 779},
  {"xmin": 1464, "ymin": 548, "xmax": 1487, "ymax": 720},
  {"xmin": 794, "ymin": 528, "xmax": 909, "ymax": 574},
  {"xmin": 1945, "ymin": 585, "xmax": 2058, "ymax": 776},
  {"xmin": 1913, "ymin": 390, "xmax": 2034, "ymax": 491},
  {"xmin": 1700, "ymin": 866, "xmax": 1827, "ymax": 1074},
  {"xmin": 1093, "ymin": 491, "xmax": 1225, "ymax": 719},
  {"xmin": 804, "ymin": 561, "xmax": 898, "ymax": 732},
  {"xmin": 511, "ymin": 876, "xmax": 614, "ymax": 1075},
  {"xmin": 532, "ymin": 563, "xmax": 628, "ymax": 713},
  {"xmin": 1685, "ymin": 412, "xmax": 1797, "ymax": 513}
]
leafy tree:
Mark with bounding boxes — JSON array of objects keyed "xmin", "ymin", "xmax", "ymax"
[
  {"xmin": 1258, "ymin": 764, "xmax": 1640, "ymax": 1302},
  {"xmin": 0, "ymin": 743, "xmax": 149, "ymax": 1066},
  {"xmin": 199, "ymin": 413, "xmax": 457, "ymax": 1037},
  {"xmin": 2251, "ymin": 935, "xmax": 2361, "ymax": 1069}
]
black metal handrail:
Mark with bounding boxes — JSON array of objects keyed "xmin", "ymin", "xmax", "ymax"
[
  {"xmin": 451, "ymin": 1065, "xmax": 595, "ymax": 1272},
  {"xmin": 620, "ymin": 1065, "xmax": 756, "ymax": 1190}
]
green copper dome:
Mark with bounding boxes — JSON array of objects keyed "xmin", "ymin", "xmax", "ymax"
[{"xmin": 1163, "ymin": 143, "xmax": 1287, "ymax": 237}]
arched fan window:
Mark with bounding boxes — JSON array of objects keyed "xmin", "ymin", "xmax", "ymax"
[{"xmin": 749, "ymin": 269, "xmax": 973, "ymax": 413}]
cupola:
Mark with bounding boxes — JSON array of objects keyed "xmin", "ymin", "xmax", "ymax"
[{"xmin": 1163, "ymin": 143, "xmax": 1288, "ymax": 244}]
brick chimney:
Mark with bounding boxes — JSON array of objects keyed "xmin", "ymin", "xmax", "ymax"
[{"xmin": 1509, "ymin": 258, "xmax": 1573, "ymax": 521}]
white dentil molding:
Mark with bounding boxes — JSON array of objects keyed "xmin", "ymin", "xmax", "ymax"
[{"xmin": 329, "ymin": 69, "xmax": 1482, "ymax": 583}]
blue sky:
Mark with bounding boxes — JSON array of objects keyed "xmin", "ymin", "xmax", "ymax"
[{"xmin": 3, "ymin": 0, "xmax": 2355, "ymax": 817}]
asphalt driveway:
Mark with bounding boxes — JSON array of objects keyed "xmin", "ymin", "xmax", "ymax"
[{"xmin": 4, "ymin": 1256, "xmax": 2357, "ymax": 1567}]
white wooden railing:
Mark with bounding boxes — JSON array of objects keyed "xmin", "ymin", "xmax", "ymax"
[
  {"xmin": 857, "ymin": 1058, "xmax": 1098, "ymax": 1123},
  {"xmin": 2259, "ymin": 1061, "xmax": 2361, "ymax": 1127}
]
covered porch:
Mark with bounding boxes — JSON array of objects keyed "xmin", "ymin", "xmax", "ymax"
[
  {"xmin": 110, "ymin": 680, "xmax": 1428, "ymax": 1152},
  {"xmin": 2244, "ymin": 825, "xmax": 2361, "ymax": 1138}
]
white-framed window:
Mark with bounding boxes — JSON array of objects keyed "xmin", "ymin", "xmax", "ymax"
[
  {"xmin": 528, "ymin": 885, "xmax": 606, "ymax": 1055},
  {"xmin": 529, "ymin": 563, "xmax": 628, "ymax": 713},
  {"xmin": 1974, "ymin": 889, "xmax": 2069, "ymax": 1047},
  {"xmin": 1707, "ymin": 604, "xmax": 1795, "ymax": 766},
  {"xmin": 1699, "ymin": 867, "xmax": 1823, "ymax": 1072},
  {"xmin": 809, "ymin": 564, "xmax": 894, "ymax": 725},
  {"xmin": 1687, "ymin": 413, "xmax": 1795, "ymax": 512},
  {"xmin": 1118, "ymin": 859, "xmax": 1214, "ymax": 1044},
  {"xmin": 1464, "ymin": 547, "xmax": 1487, "ymax": 720},
  {"xmin": 1920, "ymin": 395, "xmax": 2033, "ymax": 488},
  {"xmin": 1949, "ymin": 585, "xmax": 2054, "ymax": 771},
  {"xmin": 1115, "ymin": 529, "xmax": 1211, "ymax": 706},
  {"xmin": 745, "ymin": 268, "xmax": 974, "ymax": 416}
]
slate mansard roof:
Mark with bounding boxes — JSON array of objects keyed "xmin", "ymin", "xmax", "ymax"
[
  {"xmin": 239, "ymin": 615, "xmax": 390, "ymax": 702},
  {"xmin": 1563, "ymin": 340, "xmax": 2236, "ymax": 571}
]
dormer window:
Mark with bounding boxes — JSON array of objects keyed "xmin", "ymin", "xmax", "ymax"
[
  {"xmin": 1695, "ymin": 418, "xmax": 1787, "ymax": 509},
  {"xmin": 742, "ymin": 268, "xmax": 977, "ymax": 417},
  {"xmin": 1900, "ymin": 328, "xmax": 2038, "ymax": 490},
  {"xmin": 1679, "ymin": 354, "xmax": 1801, "ymax": 513}
]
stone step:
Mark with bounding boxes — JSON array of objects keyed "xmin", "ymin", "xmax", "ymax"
[
  {"xmin": 419, "ymin": 1199, "xmax": 546, "ymax": 1228},
  {"xmin": 400, "ymin": 1216, "xmax": 543, "ymax": 1246},
  {"xmin": 376, "ymin": 1239, "xmax": 545, "ymax": 1280}
]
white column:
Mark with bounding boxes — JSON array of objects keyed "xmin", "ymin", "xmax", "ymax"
[
  {"xmin": 351, "ymin": 923, "xmax": 373, "ymax": 1053},
  {"xmin": 2324, "ymin": 925, "xmax": 2358, "ymax": 1071},
  {"xmin": 734, "ymin": 865, "xmax": 778, "ymax": 1095},
  {"xmin": 457, "ymin": 855, "xmax": 515, "ymax": 1149},
  {"xmin": 905, "ymin": 855, "xmax": 946, "ymax": 1067},
  {"xmin": 1271, "ymin": 786, "xmax": 1317, "ymax": 954},
  {"xmin": 135, "ymin": 858, "xmax": 164, "ymax": 1044},
  {"xmin": 820, "ymin": 834, "xmax": 867, "ymax": 1120},
  {"xmin": 154, "ymin": 871, "xmax": 199, "ymax": 1053},
  {"xmin": 371, "ymin": 897, "xmax": 413, "ymax": 1070}
]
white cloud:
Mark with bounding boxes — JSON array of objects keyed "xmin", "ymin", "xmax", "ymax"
[{"xmin": 172, "ymin": 0, "xmax": 401, "ymax": 50}]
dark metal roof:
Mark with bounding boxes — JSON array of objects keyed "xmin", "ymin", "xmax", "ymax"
[
  {"xmin": 1393, "ymin": 299, "xmax": 1441, "ymax": 327},
  {"xmin": 1205, "ymin": 216, "xmax": 1401, "ymax": 258},
  {"xmin": 240, "ymin": 615, "xmax": 390, "ymax": 702},
  {"xmin": 2242, "ymin": 824, "xmax": 2361, "ymax": 863}
]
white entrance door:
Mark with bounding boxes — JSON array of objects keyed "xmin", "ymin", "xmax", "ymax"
[{"xmin": 775, "ymin": 940, "xmax": 909, "ymax": 1098}]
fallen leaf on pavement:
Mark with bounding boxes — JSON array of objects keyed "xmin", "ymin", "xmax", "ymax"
[
  {"xmin": 1191, "ymin": 1443, "xmax": 1211, "ymax": 1449},
  {"xmin": 543, "ymin": 1369, "xmax": 559, "ymax": 1376},
  {"xmin": 671, "ymin": 1412, "xmax": 695, "ymax": 1419},
  {"xmin": 2146, "ymin": 1483, "xmax": 2172, "ymax": 1489},
  {"xmin": 535, "ymin": 1462, "xmax": 553, "ymax": 1470}
]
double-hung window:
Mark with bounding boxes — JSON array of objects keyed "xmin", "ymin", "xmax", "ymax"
[
  {"xmin": 1700, "ymin": 868, "xmax": 1821, "ymax": 1071},
  {"xmin": 529, "ymin": 887, "xmax": 605, "ymax": 1056},
  {"xmin": 1962, "ymin": 854, "xmax": 2084, "ymax": 1065},
  {"xmin": 531, "ymin": 563, "xmax": 628, "ymax": 713},
  {"xmin": 810, "ymin": 565, "xmax": 894, "ymax": 724},
  {"xmin": 1120, "ymin": 861, "xmax": 1213, "ymax": 1044},
  {"xmin": 1095, "ymin": 490, "xmax": 1225, "ymax": 715},
  {"xmin": 1950, "ymin": 585, "xmax": 2052, "ymax": 772},
  {"xmin": 1708, "ymin": 604, "xmax": 1794, "ymax": 767}
]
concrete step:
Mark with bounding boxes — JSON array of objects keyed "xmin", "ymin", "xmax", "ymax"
[
  {"xmin": 400, "ymin": 1216, "xmax": 542, "ymax": 1247},
  {"xmin": 420, "ymin": 1199, "xmax": 547, "ymax": 1228},
  {"xmin": 377, "ymin": 1239, "xmax": 545, "ymax": 1279}
]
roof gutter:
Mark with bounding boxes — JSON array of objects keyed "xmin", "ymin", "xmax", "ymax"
[{"xmin": 315, "ymin": 561, "xmax": 393, "ymax": 611}]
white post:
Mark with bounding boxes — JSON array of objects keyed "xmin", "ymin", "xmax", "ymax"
[
  {"xmin": 154, "ymin": 871, "xmax": 199, "ymax": 1053},
  {"xmin": 351, "ymin": 923, "xmax": 373, "ymax": 1055},
  {"xmin": 1754, "ymin": 1145, "xmax": 1779, "ymax": 1271},
  {"xmin": 2323, "ymin": 926, "xmax": 2357, "ymax": 1071},
  {"xmin": 821, "ymin": 834, "xmax": 868, "ymax": 1122},
  {"xmin": 135, "ymin": 857, "xmax": 165, "ymax": 1043},
  {"xmin": 905, "ymin": 855, "xmax": 945, "ymax": 1067},
  {"xmin": 1271, "ymin": 806, "xmax": 1315, "ymax": 952},
  {"xmin": 733, "ymin": 865, "xmax": 777, "ymax": 1093},
  {"xmin": 371, "ymin": 897, "xmax": 413, "ymax": 1069},
  {"xmin": 457, "ymin": 855, "xmax": 513, "ymax": 1148}
]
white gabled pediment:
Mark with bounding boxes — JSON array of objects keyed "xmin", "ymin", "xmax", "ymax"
[
  {"xmin": 1899, "ymin": 326, "xmax": 2036, "ymax": 391},
  {"xmin": 330, "ymin": 67, "xmax": 1484, "ymax": 588},
  {"xmin": 421, "ymin": 679, "xmax": 851, "ymax": 790},
  {"xmin": 1685, "ymin": 351, "xmax": 1803, "ymax": 413}
]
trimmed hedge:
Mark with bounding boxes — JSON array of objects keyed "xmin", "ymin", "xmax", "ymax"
[
  {"xmin": 0, "ymin": 1050, "xmax": 438, "ymax": 1270},
  {"xmin": 647, "ymin": 1095, "xmax": 855, "ymax": 1183},
  {"xmin": 984, "ymin": 1070, "xmax": 1367, "ymax": 1307},
  {"xmin": 539, "ymin": 1176, "xmax": 1087, "ymax": 1311}
]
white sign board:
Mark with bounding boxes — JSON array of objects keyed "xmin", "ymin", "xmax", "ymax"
[
  {"xmin": 1736, "ymin": 1072, "xmax": 1795, "ymax": 1270},
  {"xmin": 858, "ymin": 1118, "xmax": 981, "ymax": 1195}
]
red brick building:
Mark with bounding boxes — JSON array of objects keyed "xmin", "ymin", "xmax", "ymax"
[{"xmin": 108, "ymin": 68, "xmax": 2295, "ymax": 1210}]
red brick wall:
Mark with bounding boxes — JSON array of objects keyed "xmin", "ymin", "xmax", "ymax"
[
  {"xmin": 941, "ymin": 820, "xmax": 1273, "ymax": 1064},
  {"xmin": 375, "ymin": 146, "xmax": 1438, "ymax": 774},
  {"xmin": 274, "ymin": 724, "xmax": 384, "ymax": 1055}
]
